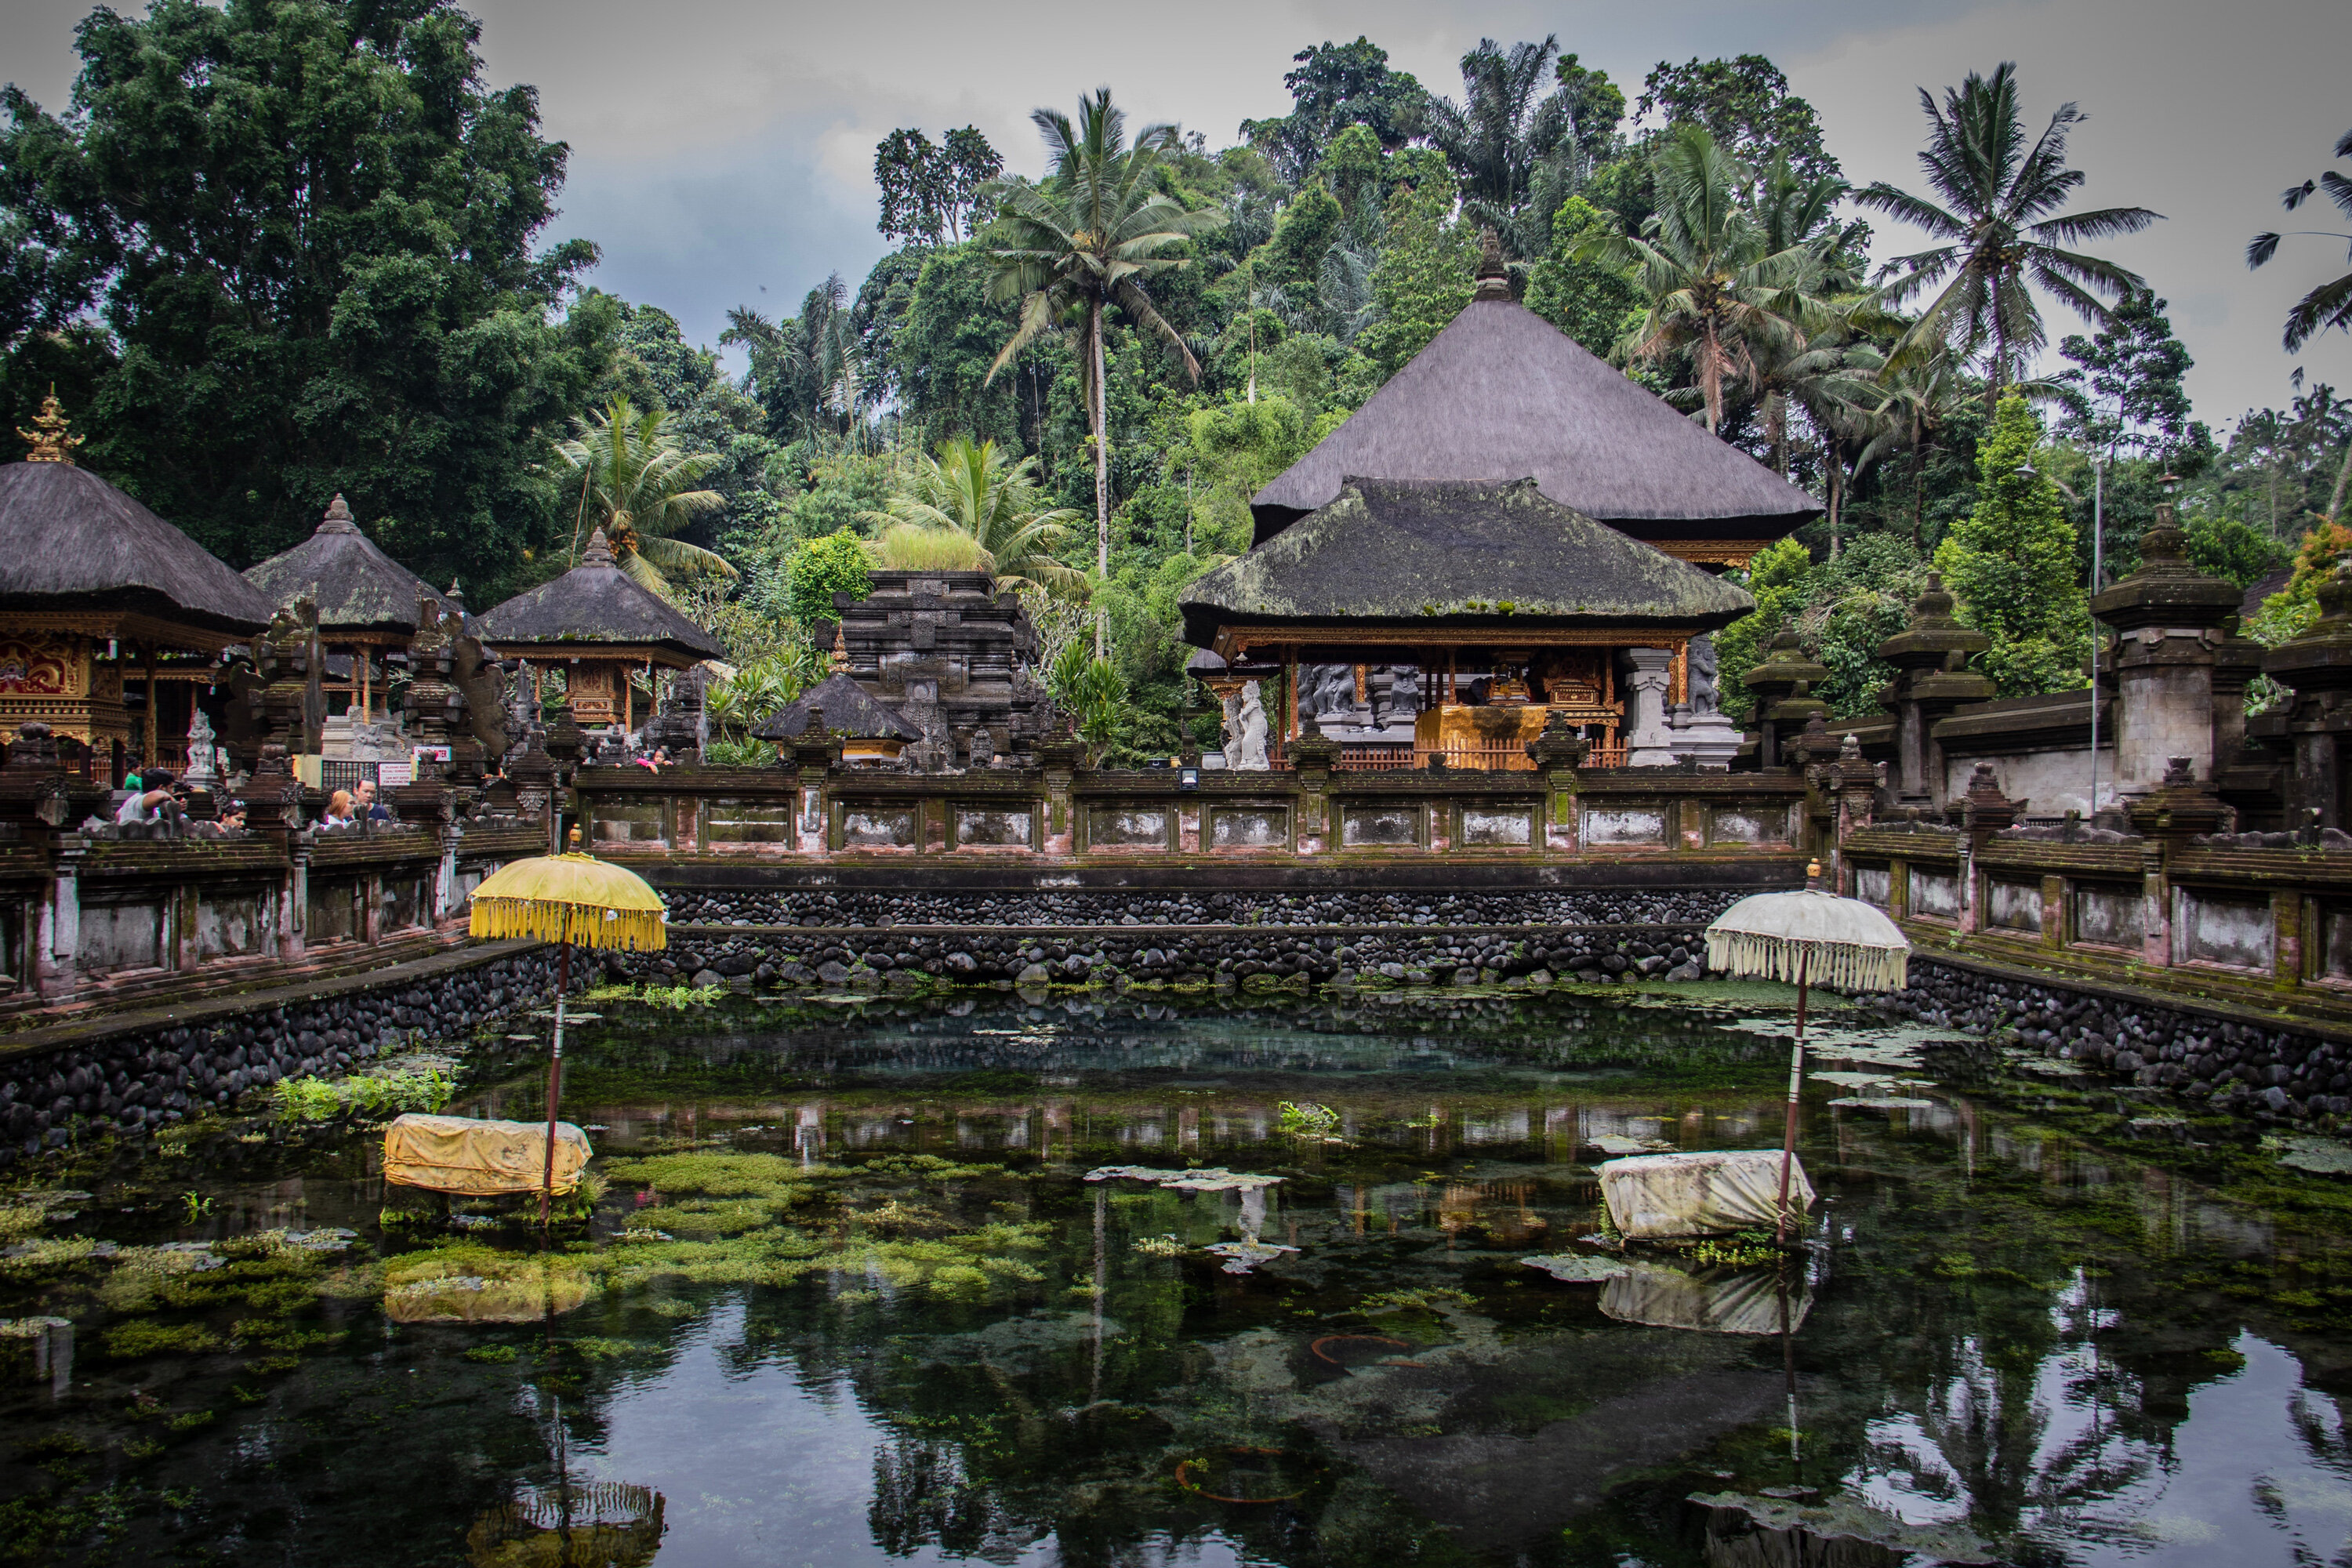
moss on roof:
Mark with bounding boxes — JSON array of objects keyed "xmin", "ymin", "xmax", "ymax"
[{"xmin": 1181, "ymin": 477, "xmax": 1754, "ymax": 648}]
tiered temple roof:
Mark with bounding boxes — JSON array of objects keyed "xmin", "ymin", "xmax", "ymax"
[
  {"xmin": 1182, "ymin": 477, "xmax": 1752, "ymax": 662},
  {"xmin": 1247, "ymin": 265, "xmax": 1819, "ymax": 561}
]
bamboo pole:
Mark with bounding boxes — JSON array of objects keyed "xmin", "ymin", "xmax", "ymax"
[
  {"xmin": 1776, "ymin": 943, "xmax": 1809, "ymax": 1246},
  {"xmin": 540, "ymin": 938, "xmax": 569, "ymax": 1225}
]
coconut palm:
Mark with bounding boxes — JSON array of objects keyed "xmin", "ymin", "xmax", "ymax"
[
  {"xmin": 1578, "ymin": 125, "xmax": 1843, "ymax": 435},
  {"xmin": 861, "ymin": 437, "xmax": 1090, "ymax": 601},
  {"xmin": 985, "ymin": 89, "xmax": 1224, "ymax": 654},
  {"xmin": 1855, "ymin": 63, "xmax": 2160, "ymax": 412},
  {"xmin": 554, "ymin": 397, "xmax": 735, "ymax": 595},
  {"xmin": 2248, "ymin": 128, "xmax": 2352, "ymax": 353}
]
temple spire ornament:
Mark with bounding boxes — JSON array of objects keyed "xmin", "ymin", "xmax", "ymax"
[
  {"xmin": 831, "ymin": 622, "xmax": 851, "ymax": 673},
  {"xmin": 16, "ymin": 389, "xmax": 82, "ymax": 465}
]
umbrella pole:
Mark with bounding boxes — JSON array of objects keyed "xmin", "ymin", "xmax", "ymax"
[
  {"xmin": 1777, "ymin": 944, "xmax": 1809, "ymax": 1247},
  {"xmin": 542, "ymin": 938, "xmax": 569, "ymax": 1225}
]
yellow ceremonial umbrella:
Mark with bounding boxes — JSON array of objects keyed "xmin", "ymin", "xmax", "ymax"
[
  {"xmin": 470, "ymin": 828, "xmax": 666, "ymax": 1219},
  {"xmin": 1706, "ymin": 859, "xmax": 1909, "ymax": 1244}
]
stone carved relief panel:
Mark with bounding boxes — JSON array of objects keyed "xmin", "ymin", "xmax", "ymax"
[
  {"xmin": 1582, "ymin": 806, "xmax": 1666, "ymax": 846},
  {"xmin": 1460, "ymin": 807, "xmax": 1535, "ymax": 848}
]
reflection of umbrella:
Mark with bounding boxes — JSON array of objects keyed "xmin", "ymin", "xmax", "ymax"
[
  {"xmin": 1706, "ymin": 860, "xmax": 1908, "ymax": 1243},
  {"xmin": 470, "ymin": 827, "xmax": 666, "ymax": 1220}
]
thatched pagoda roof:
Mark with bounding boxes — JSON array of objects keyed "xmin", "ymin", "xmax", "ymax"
[
  {"xmin": 243, "ymin": 495, "xmax": 459, "ymax": 637},
  {"xmin": 1181, "ymin": 477, "xmax": 1754, "ymax": 654},
  {"xmin": 750, "ymin": 672, "xmax": 923, "ymax": 742},
  {"xmin": 475, "ymin": 528, "xmax": 723, "ymax": 663},
  {"xmin": 1248, "ymin": 292, "xmax": 1820, "ymax": 547},
  {"xmin": 0, "ymin": 457, "xmax": 273, "ymax": 636}
]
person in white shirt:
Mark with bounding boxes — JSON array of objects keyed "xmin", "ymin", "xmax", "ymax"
[{"xmin": 114, "ymin": 769, "xmax": 178, "ymax": 826}]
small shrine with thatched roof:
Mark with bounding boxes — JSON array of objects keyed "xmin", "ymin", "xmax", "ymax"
[
  {"xmin": 243, "ymin": 495, "xmax": 464, "ymax": 726},
  {"xmin": 0, "ymin": 394, "xmax": 273, "ymax": 778},
  {"xmin": 1181, "ymin": 239, "xmax": 1818, "ymax": 770},
  {"xmin": 752, "ymin": 636, "xmax": 924, "ymax": 764},
  {"xmin": 476, "ymin": 528, "xmax": 724, "ymax": 731}
]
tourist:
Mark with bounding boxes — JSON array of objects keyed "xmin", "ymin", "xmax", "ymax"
[
  {"xmin": 355, "ymin": 778, "xmax": 393, "ymax": 822},
  {"xmin": 635, "ymin": 746, "xmax": 670, "ymax": 774},
  {"xmin": 114, "ymin": 768, "xmax": 178, "ymax": 826},
  {"xmin": 321, "ymin": 789, "xmax": 358, "ymax": 828}
]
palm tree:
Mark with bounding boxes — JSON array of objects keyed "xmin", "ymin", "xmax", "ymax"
[
  {"xmin": 554, "ymin": 397, "xmax": 735, "ymax": 595},
  {"xmin": 1424, "ymin": 37, "xmax": 1570, "ymax": 250},
  {"xmin": 1855, "ymin": 63, "xmax": 2160, "ymax": 413},
  {"xmin": 720, "ymin": 274, "xmax": 863, "ymax": 443},
  {"xmin": 2248, "ymin": 127, "xmax": 2352, "ymax": 353},
  {"xmin": 985, "ymin": 89, "xmax": 1223, "ymax": 654},
  {"xmin": 1855, "ymin": 350, "xmax": 1975, "ymax": 546},
  {"xmin": 1578, "ymin": 125, "xmax": 1842, "ymax": 435},
  {"xmin": 860, "ymin": 437, "xmax": 1090, "ymax": 600}
]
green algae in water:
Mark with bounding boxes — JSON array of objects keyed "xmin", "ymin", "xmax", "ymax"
[{"xmin": 15, "ymin": 988, "xmax": 2352, "ymax": 1566}]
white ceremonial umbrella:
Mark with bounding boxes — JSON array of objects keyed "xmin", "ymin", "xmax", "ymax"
[{"xmin": 1706, "ymin": 860, "xmax": 1909, "ymax": 1243}]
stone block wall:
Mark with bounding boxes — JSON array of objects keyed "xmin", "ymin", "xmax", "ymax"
[
  {"xmin": 662, "ymin": 886, "xmax": 1740, "ymax": 931},
  {"xmin": 0, "ymin": 948, "xmax": 568, "ymax": 1166},
  {"xmin": 1876, "ymin": 956, "xmax": 2351, "ymax": 1123},
  {"xmin": 619, "ymin": 918, "xmax": 1713, "ymax": 992}
]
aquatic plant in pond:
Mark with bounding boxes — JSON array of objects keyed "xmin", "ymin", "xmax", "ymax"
[
  {"xmin": 13, "ymin": 989, "xmax": 2352, "ymax": 1566},
  {"xmin": 270, "ymin": 1064, "xmax": 453, "ymax": 1122}
]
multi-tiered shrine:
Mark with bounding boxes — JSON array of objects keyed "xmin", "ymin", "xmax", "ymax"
[{"xmin": 1183, "ymin": 243, "xmax": 1819, "ymax": 769}]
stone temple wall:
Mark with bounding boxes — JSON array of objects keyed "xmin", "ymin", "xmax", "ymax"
[{"xmin": 0, "ymin": 949, "xmax": 568, "ymax": 1167}]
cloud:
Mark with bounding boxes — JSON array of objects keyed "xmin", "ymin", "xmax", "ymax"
[{"xmin": 5, "ymin": 0, "xmax": 2346, "ymax": 426}]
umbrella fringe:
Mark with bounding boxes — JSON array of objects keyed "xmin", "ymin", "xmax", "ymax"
[
  {"xmin": 470, "ymin": 897, "xmax": 668, "ymax": 952},
  {"xmin": 1704, "ymin": 931, "xmax": 1907, "ymax": 994}
]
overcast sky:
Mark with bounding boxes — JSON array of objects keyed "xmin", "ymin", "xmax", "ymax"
[{"xmin": 5, "ymin": 0, "xmax": 2347, "ymax": 431}]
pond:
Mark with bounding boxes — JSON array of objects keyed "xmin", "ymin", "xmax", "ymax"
[{"xmin": 8, "ymin": 983, "xmax": 2352, "ymax": 1566}]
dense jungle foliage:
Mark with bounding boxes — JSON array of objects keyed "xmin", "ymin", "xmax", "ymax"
[{"xmin": 3, "ymin": 2, "xmax": 2347, "ymax": 756}]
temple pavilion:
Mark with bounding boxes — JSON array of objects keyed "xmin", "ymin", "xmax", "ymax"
[
  {"xmin": 1181, "ymin": 241, "xmax": 1820, "ymax": 768},
  {"xmin": 0, "ymin": 396, "xmax": 273, "ymax": 779},
  {"xmin": 476, "ymin": 528, "xmax": 724, "ymax": 731},
  {"xmin": 243, "ymin": 494, "xmax": 466, "ymax": 725}
]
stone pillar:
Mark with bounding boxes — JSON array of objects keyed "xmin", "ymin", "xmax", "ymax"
[
  {"xmin": 1528, "ymin": 711, "xmax": 1587, "ymax": 851},
  {"xmin": 43, "ymin": 844, "xmax": 82, "ymax": 1002},
  {"xmin": 2091, "ymin": 503, "xmax": 2241, "ymax": 796},
  {"xmin": 2125, "ymin": 757, "xmax": 2231, "ymax": 967},
  {"xmin": 1875, "ymin": 574, "xmax": 1993, "ymax": 808},
  {"xmin": 2263, "ymin": 563, "xmax": 2352, "ymax": 829},
  {"xmin": 792, "ymin": 735, "xmax": 840, "ymax": 855},
  {"xmin": 1290, "ymin": 729, "xmax": 1339, "ymax": 852},
  {"xmin": 1621, "ymin": 647, "xmax": 1678, "ymax": 768},
  {"xmin": 285, "ymin": 834, "xmax": 310, "ymax": 960},
  {"xmin": 1742, "ymin": 630, "xmax": 1830, "ymax": 770}
]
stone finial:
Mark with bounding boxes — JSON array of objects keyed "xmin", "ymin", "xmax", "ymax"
[
  {"xmin": 6, "ymin": 721, "xmax": 60, "ymax": 772},
  {"xmin": 445, "ymin": 578, "xmax": 465, "ymax": 608},
  {"xmin": 830, "ymin": 623, "xmax": 851, "ymax": 673},
  {"xmin": 318, "ymin": 493, "xmax": 359, "ymax": 533},
  {"xmin": 1911, "ymin": 573, "xmax": 1958, "ymax": 626},
  {"xmin": 1472, "ymin": 228, "xmax": 1511, "ymax": 301},
  {"xmin": 581, "ymin": 528, "xmax": 616, "ymax": 567},
  {"xmin": 1840, "ymin": 731, "xmax": 1863, "ymax": 761}
]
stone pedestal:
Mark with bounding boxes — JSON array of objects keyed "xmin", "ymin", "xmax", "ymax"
[
  {"xmin": 1666, "ymin": 704, "xmax": 1741, "ymax": 770},
  {"xmin": 1621, "ymin": 647, "xmax": 1678, "ymax": 767},
  {"xmin": 1876, "ymin": 574, "xmax": 1993, "ymax": 808},
  {"xmin": 2091, "ymin": 505, "xmax": 2241, "ymax": 795}
]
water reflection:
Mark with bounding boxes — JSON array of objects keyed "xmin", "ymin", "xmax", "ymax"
[{"xmin": 7, "ymin": 988, "xmax": 2352, "ymax": 1567}]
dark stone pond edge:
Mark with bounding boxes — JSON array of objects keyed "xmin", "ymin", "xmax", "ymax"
[{"xmin": 9, "ymin": 908, "xmax": 2352, "ymax": 1169}]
